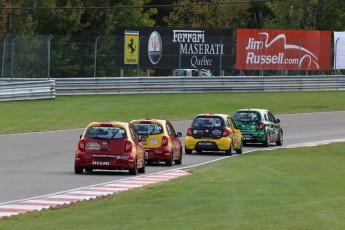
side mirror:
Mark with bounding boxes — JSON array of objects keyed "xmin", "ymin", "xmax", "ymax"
[
  {"xmin": 276, "ymin": 119, "xmax": 280, "ymax": 124},
  {"xmin": 176, "ymin": 132, "xmax": 182, "ymax": 137},
  {"xmin": 79, "ymin": 134, "xmax": 82, "ymax": 139}
]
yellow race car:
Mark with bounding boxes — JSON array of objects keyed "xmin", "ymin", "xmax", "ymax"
[
  {"xmin": 130, "ymin": 119, "xmax": 183, "ymax": 166},
  {"xmin": 185, "ymin": 113, "xmax": 243, "ymax": 155}
]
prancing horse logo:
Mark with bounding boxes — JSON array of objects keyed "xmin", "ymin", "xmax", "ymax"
[{"xmin": 127, "ymin": 38, "xmax": 136, "ymax": 56}]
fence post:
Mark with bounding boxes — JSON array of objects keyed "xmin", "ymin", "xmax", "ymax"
[
  {"xmin": 11, "ymin": 36, "xmax": 17, "ymax": 81},
  {"xmin": 1, "ymin": 35, "xmax": 9, "ymax": 78},
  {"xmin": 48, "ymin": 34, "xmax": 53, "ymax": 80},
  {"xmin": 94, "ymin": 36, "xmax": 100, "ymax": 78}
]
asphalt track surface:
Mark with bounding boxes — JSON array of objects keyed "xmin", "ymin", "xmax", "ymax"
[{"xmin": 0, "ymin": 111, "xmax": 344, "ymax": 204}]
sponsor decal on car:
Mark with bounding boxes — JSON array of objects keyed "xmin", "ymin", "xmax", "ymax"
[{"xmin": 86, "ymin": 142, "xmax": 100, "ymax": 150}]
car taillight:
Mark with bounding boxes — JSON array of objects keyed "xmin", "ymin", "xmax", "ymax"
[
  {"xmin": 162, "ymin": 136, "xmax": 169, "ymax": 146},
  {"xmin": 222, "ymin": 128, "xmax": 230, "ymax": 137},
  {"xmin": 186, "ymin": 128, "xmax": 192, "ymax": 136},
  {"xmin": 125, "ymin": 140, "xmax": 132, "ymax": 152},
  {"xmin": 259, "ymin": 122, "xmax": 265, "ymax": 130},
  {"xmin": 78, "ymin": 139, "xmax": 85, "ymax": 151}
]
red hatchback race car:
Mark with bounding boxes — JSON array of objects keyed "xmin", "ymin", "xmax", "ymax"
[
  {"xmin": 130, "ymin": 119, "xmax": 183, "ymax": 166},
  {"xmin": 74, "ymin": 121, "xmax": 146, "ymax": 175}
]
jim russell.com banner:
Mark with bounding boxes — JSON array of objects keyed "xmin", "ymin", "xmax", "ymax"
[{"xmin": 236, "ymin": 29, "xmax": 331, "ymax": 71}]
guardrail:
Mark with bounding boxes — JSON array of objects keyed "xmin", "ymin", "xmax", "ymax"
[
  {"xmin": 1, "ymin": 76, "xmax": 344, "ymax": 101},
  {"xmin": 0, "ymin": 80, "xmax": 55, "ymax": 101},
  {"xmin": 55, "ymin": 76, "xmax": 345, "ymax": 95}
]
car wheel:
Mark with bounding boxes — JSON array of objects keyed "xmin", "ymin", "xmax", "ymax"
[
  {"xmin": 236, "ymin": 140, "xmax": 243, "ymax": 154},
  {"xmin": 185, "ymin": 148, "xmax": 192, "ymax": 154},
  {"xmin": 263, "ymin": 133, "xmax": 270, "ymax": 147},
  {"xmin": 174, "ymin": 148, "xmax": 183, "ymax": 165},
  {"xmin": 165, "ymin": 152, "xmax": 173, "ymax": 166},
  {"xmin": 276, "ymin": 130, "xmax": 283, "ymax": 146},
  {"xmin": 85, "ymin": 168, "xmax": 93, "ymax": 173},
  {"xmin": 225, "ymin": 142, "xmax": 233, "ymax": 156},
  {"xmin": 138, "ymin": 160, "xmax": 146, "ymax": 174},
  {"xmin": 129, "ymin": 158, "xmax": 138, "ymax": 175},
  {"xmin": 74, "ymin": 165, "xmax": 83, "ymax": 174}
]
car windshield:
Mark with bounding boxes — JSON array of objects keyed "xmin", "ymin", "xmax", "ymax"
[
  {"xmin": 233, "ymin": 111, "xmax": 261, "ymax": 122},
  {"xmin": 85, "ymin": 126, "xmax": 126, "ymax": 140},
  {"xmin": 132, "ymin": 123, "xmax": 163, "ymax": 135},
  {"xmin": 192, "ymin": 116, "xmax": 224, "ymax": 128}
]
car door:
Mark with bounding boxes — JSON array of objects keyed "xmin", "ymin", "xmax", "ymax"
[
  {"xmin": 228, "ymin": 117, "xmax": 242, "ymax": 149},
  {"xmin": 129, "ymin": 125, "xmax": 144, "ymax": 165},
  {"xmin": 267, "ymin": 112, "xmax": 279, "ymax": 141},
  {"xmin": 166, "ymin": 121, "xmax": 182, "ymax": 158}
]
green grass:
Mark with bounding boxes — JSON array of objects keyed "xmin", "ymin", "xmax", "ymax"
[
  {"xmin": 1, "ymin": 91, "xmax": 345, "ymax": 134},
  {"xmin": 2, "ymin": 143, "xmax": 345, "ymax": 229},
  {"xmin": 1, "ymin": 91, "xmax": 345, "ymax": 229}
]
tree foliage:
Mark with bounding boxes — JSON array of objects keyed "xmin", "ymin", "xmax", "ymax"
[{"xmin": 164, "ymin": 0, "xmax": 250, "ymax": 29}]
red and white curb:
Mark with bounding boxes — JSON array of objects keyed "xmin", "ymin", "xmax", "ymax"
[{"xmin": 0, "ymin": 170, "xmax": 190, "ymax": 219}]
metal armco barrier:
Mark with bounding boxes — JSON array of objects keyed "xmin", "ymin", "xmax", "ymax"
[
  {"xmin": 0, "ymin": 80, "xmax": 55, "ymax": 101},
  {"xmin": 1, "ymin": 76, "xmax": 345, "ymax": 101},
  {"xmin": 54, "ymin": 76, "xmax": 345, "ymax": 95}
]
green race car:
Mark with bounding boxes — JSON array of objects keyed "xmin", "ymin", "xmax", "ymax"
[{"xmin": 233, "ymin": 108, "xmax": 283, "ymax": 147}]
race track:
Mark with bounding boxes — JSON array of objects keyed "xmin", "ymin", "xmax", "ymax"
[{"xmin": 1, "ymin": 111, "xmax": 344, "ymax": 204}]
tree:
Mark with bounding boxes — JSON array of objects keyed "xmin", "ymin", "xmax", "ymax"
[
  {"xmin": 263, "ymin": 0, "xmax": 345, "ymax": 31},
  {"xmin": 164, "ymin": 0, "xmax": 250, "ymax": 30}
]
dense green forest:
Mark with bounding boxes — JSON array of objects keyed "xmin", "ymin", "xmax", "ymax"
[{"xmin": 1, "ymin": 0, "xmax": 345, "ymax": 36}]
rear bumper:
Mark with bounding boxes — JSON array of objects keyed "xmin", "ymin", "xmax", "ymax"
[
  {"xmin": 75, "ymin": 151, "xmax": 135, "ymax": 170},
  {"xmin": 241, "ymin": 131, "xmax": 266, "ymax": 142},
  {"xmin": 184, "ymin": 136, "xmax": 231, "ymax": 151},
  {"xmin": 144, "ymin": 146, "xmax": 171, "ymax": 161}
]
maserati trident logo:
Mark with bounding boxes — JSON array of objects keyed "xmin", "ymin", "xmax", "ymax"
[{"xmin": 148, "ymin": 31, "xmax": 162, "ymax": 65}]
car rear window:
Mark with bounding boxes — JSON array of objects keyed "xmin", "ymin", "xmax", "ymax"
[
  {"xmin": 132, "ymin": 123, "xmax": 163, "ymax": 135},
  {"xmin": 85, "ymin": 126, "xmax": 126, "ymax": 140},
  {"xmin": 192, "ymin": 116, "xmax": 225, "ymax": 128},
  {"xmin": 233, "ymin": 111, "xmax": 261, "ymax": 122}
]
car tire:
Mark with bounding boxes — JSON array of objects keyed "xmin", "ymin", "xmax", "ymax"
[
  {"xmin": 263, "ymin": 133, "xmax": 270, "ymax": 147},
  {"xmin": 276, "ymin": 130, "xmax": 283, "ymax": 146},
  {"xmin": 174, "ymin": 148, "xmax": 182, "ymax": 165},
  {"xmin": 165, "ymin": 152, "xmax": 173, "ymax": 166},
  {"xmin": 138, "ymin": 160, "xmax": 146, "ymax": 174},
  {"xmin": 185, "ymin": 148, "xmax": 192, "ymax": 154},
  {"xmin": 129, "ymin": 158, "xmax": 138, "ymax": 175},
  {"xmin": 74, "ymin": 165, "xmax": 83, "ymax": 174},
  {"xmin": 236, "ymin": 140, "xmax": 243, "ymax": 154},
  {"xmin": 85, "ymin": 168, "xmax": 93, "ymax": 173},
  {"xmin": 225, "ymin": 143, "xmax": 233, "ymax": 156}
]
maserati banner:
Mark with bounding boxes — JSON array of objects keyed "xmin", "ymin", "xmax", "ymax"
[
  {"xmin": 236, "ymin": 29, "xmax": 331, "ymax": 71},
  {"xmin": 115, "ymin": 27, "xmax": 234, "ymax": 69},
  {"xmin": 333, "ymin": 32, "xmax": 345, "ymax": 70}
]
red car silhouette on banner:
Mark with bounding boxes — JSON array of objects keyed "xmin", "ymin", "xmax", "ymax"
[{"xmin": 236, "ymin": 29, "xmax": 331, "ymax": 71}]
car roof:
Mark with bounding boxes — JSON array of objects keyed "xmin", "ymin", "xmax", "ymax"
[
  {"xmin": 130, "ymin": 119, "xmax": 167, "ymax": 125},
  {"xmin": 194, "ymin": 113, "xmax": 229, "ymax": 120},
  {"xmin": 234, "ymin": 108, "xmax": 269, "ymax": 114},
  {"xmin": 87, "ymin": 121, "xmax": 130, "ymax": 128}
]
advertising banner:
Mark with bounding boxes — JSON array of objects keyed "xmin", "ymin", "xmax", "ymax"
[
  {"xmin": 124, "ymin": 30, "xmax": 139, "ymax": 64},
  {"xmin": 115, "ymin": 27, "xmax": 234, "ymax": 69},
  {"xmin": 236, "ymin": 29, "xmax": 331, "ymax": 71},
  {"xmin": 333, "ymin": 32, "xmax": 345, "ymax": 70}
]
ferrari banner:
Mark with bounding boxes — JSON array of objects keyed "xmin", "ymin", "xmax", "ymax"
[
  {"xmin": 124, "ymin": 30, "xmax": 139, "ymax": 64},
  {"xmin": 236, "ymin": 29, "xmax": 331, "ymax": 71}
]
